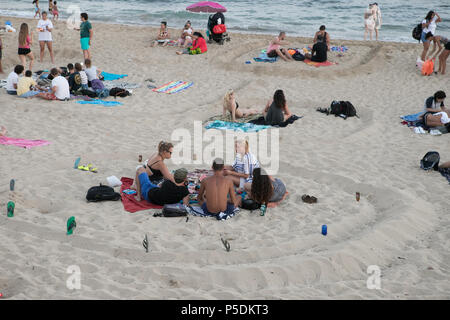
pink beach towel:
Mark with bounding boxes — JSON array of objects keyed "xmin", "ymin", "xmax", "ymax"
[
  {"xmin": 303, "ymin": 59, "xmax": 337, "ymax": 67},
  {"xmin": 0, "ymin": 136, "xmax": 51, "ymax": 149},
  {"xmin": 120, "ymin": 177, "xmax": 163, "ymax": 213}
]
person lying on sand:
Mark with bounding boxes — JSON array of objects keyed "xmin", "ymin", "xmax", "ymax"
[
  {"xmin": 263, "ymin": 89, "xmax": 293, "ymax": 125},
  {"xmin": 267, "ymin": 32, "xmax": 294, "ymax": 61},
  {"xmin": 223, "ymin": 89, "xmax": 259, "ymax": 122},
  {"xmin": 197, "ymin": 158, "xmax": 240, "ymax": 215},
  {"xmin": 134, "ymin": 166, "xmax": 190, "ymax": 204},
  {"xmin": 423, "ymin": 111, "xmax": 450, "ymax": 128},
  {"xmin": 223, "ymin": 139, "xmax": 260, "ymax": 190},
  {"xmin": 151, "ymin": 21, "xmax": 170, "ymax": 47}
]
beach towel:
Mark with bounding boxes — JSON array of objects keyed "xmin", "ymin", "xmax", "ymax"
[
  {"xmin": 153, "ymin": 81, "xmax": 194, "ymax": 94},
  {"xmin": 439, "ymin": 168, "xmax": 450, "ymax": 184},
  {"xmin": 100, "ymin": 72, "xmax": 128, "ymax": 81},
  {"xmin": 206, "ymin": 113, "xmax": 262, "ymax": 124},
  {"xmin": 331, "ymin": 46, "xmax": 348, "ymax": 52},
  {"xmin": 253, "ymin": 51, "xmax": 278, "ymax": 63},
  {"xmin": 248, "ymin": 115, "xmax": 302, "ymax": 128},
  {"xmin": 205, "ymin": 120, "xmax": 271, "ymax": 132},
  {"xmin": 400, "ymin": 112, "xmax": 424, "ymax": 127},
  {"xmin": 120, "ymin": 177, "xmax": 163, "ymax": 213},
  {"xmin": 0, "ymin": 136, "xmax": 51, "ymax": 149},
  {"xmin": 186, "ymin": 205, "xmax": 240, "ymax": 221},
  {"xmin": 77, "ymin": 99, "xmax": 123, "ymax": 107},
  {"xmin": 303, "ymin": 59, "xmax": 337, "ymax": 67}
]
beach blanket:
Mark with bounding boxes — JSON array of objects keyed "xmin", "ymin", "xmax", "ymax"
[
  {"xmin": 186, "ymin": 205, "xmax": 240, "ymax": 220},
  {"xmin": 253, "ymin": 51, "xmax": 278, "ymax": 63},
  {"xmin": 400, "ymin": 112, "xmax": 424, "ymax": 127},
  {"xmin": 100, "ymin": 72, "xmax": 128, "ymax": 81},
  {"xmin": 303, "ymin": 59, "xmax": 337, "ymax": 67},
  {"xmin": 439, "ymin": 168, "xmax": 450, "ymax": 184},
  {"xmin": 248, "ymin": 115, "xmax": 302, "ymax": 128},
  {"xmin": 77, "ymin": 99, "xmax": 123, "ymax": 107},
  {"xmin": 0, "ymin": 136, "xmax": 51, "ymax": 149},
  {"xmin": 120, "ymin": 177, "xmax": 163, "ymax": 213},
  {"xmin": 153, "ymin": 81, "xmax": 194, "ymax": 94},
  {"xmin": 205, "ymin": 120, "xmax": 271, "ymax": 132}
]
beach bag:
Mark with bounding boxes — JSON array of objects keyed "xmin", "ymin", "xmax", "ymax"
[
  {"xmin": 241, "ymin": 199, "xmax": 261, "ymax": 211},
  {"xmin": 292, "ymin": 51, "xmax": 305, "ymax": 61},
  {"xmin": 109, "ymin": 87, "xmax": 130, "ymax": 98},
  {"xmin": 422, "ymin": 59, "xmax": 434, "ymax": 76},
  {"xmin": 420, "ymin": 151, "xmax": 440, "ymax": 171},
  {"xmin": 412, "ymin": 23, "xmax": 422, "ymax": 42},
  {"xmin": 330, "ymin": 101, "xmax": 357, "ymax": 117},
  {"xmin": 86, "ymin": 184, "xmax": 121, "ymax": 202},
  {"xmin": 161, "ymin": 203, "xmax": 188, "ymax": 217},
  {"xmin": 213, "ymin": 24, "xmax": 226, "ymax": 34}
]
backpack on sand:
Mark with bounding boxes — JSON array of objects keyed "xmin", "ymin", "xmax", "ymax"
[
  {"xmin": 422, "ymin": 59, "xmax": 434, "ymax": 76},
  {"xmin": 241, "ymin": 199, "xmax": 261, "ymax": 211},
  {"xmin": 412, "ymin": 23, "xmax": 423, "ymax": 42},
  {"xmin": 420, "ymin": 151, "xmax": 440, "ymax": 171},
  {"xmin": 157, "ymin": 203, "xmax": 188, "ymax": 217},
  {"xmin": 329, "ymin": 101, "xmax": 358, "ymax": 118},
  {"xmin": 109, "ymin": 87, "xmax": 131, "ymax": 98},
  {"xmin": 86, "ymin": 184, "xmax": 121, "ymax": 202}
]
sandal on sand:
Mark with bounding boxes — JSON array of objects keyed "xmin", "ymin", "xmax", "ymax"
[
  {"xmin": 302, "ymin": 194, "xmax": 318, "ymax": 204},
  {"xmin": 87, "ymin": 164, "xmax": 98, "ymax": 173},
  {"xmin": 143, "ymin": 234, "xmax": 149, "ymax": 253},
  {"xmin": 7, "ymin": 201, "xmax": 15, "ymax": 217},
  {"xmin": 73, "ymin": 157, "xmax": 81, "ymax": 169},
  {"xmin": 67, "ymin": 216, "xmax": 76, "ymax": 235},
  {"xmin": 10, "ymin": 179, "xmax": 15, "ymax": 191},
  {"xmin": 78, "ymin": 165, "xmax": 89, "ymax": 171},
  {"xmin": 221, "ymin": 237, "xmax": 231, "ymax": 252}
]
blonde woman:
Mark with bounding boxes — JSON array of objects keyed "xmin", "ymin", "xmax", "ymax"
[
  {"xmin": 18, "ymin": 23, "xmax": 34, "ymax": 71},
  {"xmin": 224, "ymin": 139, "xmax": 260, "ymax": 190},
  {"xmin": 223, "ymin": 90, "xmax": 259, "ymax": 122}
]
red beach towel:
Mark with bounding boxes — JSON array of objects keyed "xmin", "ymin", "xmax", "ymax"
[
  {"xmin": 303, "ymin": 59, "xmax": 336, "ymax": 67},
  {"xmin": 120, "ymin": 177, "xmax": 163, "ymax": 213}
]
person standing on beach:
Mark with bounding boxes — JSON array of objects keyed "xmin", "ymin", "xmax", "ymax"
[
  {"xmin": 372, "ymin": 3, "xmax": 382, "ymax": 40},
  {"xmin": 75, "ymin": 13, "xmax": 93, "ymax": 60},
  {"xmin": 33, "ymin": 0, "xmax": 41, "ymax": 19},
  {"xmin": 37, "ymin": 11, "xmax": 55, "ymax": 63},
  {"xmin": 48, "ymin": 0, "xmax": 53, "ymax": 13},
  {"xmin": 421, "ymin": 11, "xmax": 442, "ymax": 61},
  {"xmin": 364, "ymin": 4, "xmax": 375, "ymax": 41},
  {"xmin": 0, "ymin": 36, "xmax": 3, "ymax": 74},
  {"xmin": 438, "ymin": 42, "xmax": 450, "ymax": 75},
  {"xmin": 52, "ymin": 1, "xmax": 59, "ymax": 21},
  {"xmin": 267, "ymin": 32, "xmax": 294, "ymax": 61},
  {"xmin": 18, "ymin": 23, "xmax": 35, "ymax": 71}
]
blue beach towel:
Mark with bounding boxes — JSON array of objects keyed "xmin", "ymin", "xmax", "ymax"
[
  {"xmin": 205, "ymin": 120, "xmax": 271, "ymax": 132},
  {"xmin": 101, "ymin": 72, "xmax": 128, "ymax": 81},
  {"xmin": 253, "ymin": 52, "xmax": 278, "ymax": 63},
  {"xmin": 400, "ymin": 112, "xmax": 424, "ymax": 127},
  {"xmin": 77, "ymin": 99, "xmax": 123, "ymax": 107}
]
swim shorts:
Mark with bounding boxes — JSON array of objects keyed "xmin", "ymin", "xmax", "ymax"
[
  {"xmin": 80, "ymin": 37, "xmax": 90, "ymax": 50},
  {"xmin": 138, "ymin": 172, "xmax": 158, "ymax": 203},
  {"xmin": 201, "ymin": 202, "xmax": 235, "ymax": 216}
]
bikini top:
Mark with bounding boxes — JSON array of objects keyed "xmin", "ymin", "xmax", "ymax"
[
  {"xmin": 148, "ymin": 159, "xmax": 164, "ymax": 181},
  {"xmin": 159, "ymin": 30, "xmax": 168, "ymax": 37}
]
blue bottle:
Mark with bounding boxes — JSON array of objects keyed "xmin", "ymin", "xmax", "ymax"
[{"xmin": 321, "ymin": 225, "xmax": 327, "ymax": 236}]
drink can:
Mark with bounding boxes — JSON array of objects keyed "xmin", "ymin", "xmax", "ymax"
[{"xmin": 322, "ymin": 225, "xmax": 327, "ymax": 236}]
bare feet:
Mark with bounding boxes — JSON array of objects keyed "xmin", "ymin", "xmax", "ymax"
[{"xmin": 176, "ymin": 51, "xmax": 183, "ymax": 55}]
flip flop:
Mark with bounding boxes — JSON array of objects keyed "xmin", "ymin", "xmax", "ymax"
[
  {"xmin": 302, "ymin": 194, "xmax": 317, "ymax": 204},
  {"xmin": 78, "ymin": 165, "xmax": 89, "ymax": 171},
  {"xmin": 142, "ymin": 234, "xmax": 149, "ymax": 253},
  {"xmin": 7, "ymin": 201, "xmax": 14, "ymax": 217},
  {"xmin": 10, "ymin": 179, "xmax": 15, "ymax": 191},
  {"xmin": 87, "ymin": 164, "xmax": 98, "ymax": 173},
  {"xmin": 67, "ymin": 216, "xmax": 76, "ymax": 235},
  {"xmin": 221, "ymin": 237, "xmax": 231, "ymax": 252},
  {"xmin": 73, "ymin": 157, "xmax": 81, "ymax": 169}
]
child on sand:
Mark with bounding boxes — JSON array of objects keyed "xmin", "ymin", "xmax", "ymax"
[
  {"xmin": 224, "ymin": 139, "xmax": 260, "ymax": 190},
  {"xmin": 33, "ymin": 0, "xmax": 41, "ymax": 19},
  {"xmin": 151, "ymin": 21, "xmax": 170, "ymax": 47},
  {"xmin": 52, "ymin": 1, "xmax": 59, "ymax": 21}
]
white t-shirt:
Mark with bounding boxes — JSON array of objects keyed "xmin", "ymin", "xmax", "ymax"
[
  {"xmin": 85, "ymin": 66, "xmax": 98, "ymax": 81},
  {"xmin": 6, "ymin": 72, "xmax": 19, "ymax": 92},
  {"xmin": 37, "ymin": 19, "xmax": 54, "ymax": 41},
  {"xmin": 79, "ymin": 70, "xmax": 88, "ymax": 85},
  {"xmin": 422, "ymin": 16, "xmax": 438, "ymax": 35},
  {"xmin": 52, "ymin": 76, "xmax": 70, "ymax": 100},
  {"xmin": 232, "ymin": 152, "xmax": 260, "ymax": 183}
]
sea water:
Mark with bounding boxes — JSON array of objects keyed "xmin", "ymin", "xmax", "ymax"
[{"xmin": 0, "ymin": 0, "xmax": 449, "ymax": 42}]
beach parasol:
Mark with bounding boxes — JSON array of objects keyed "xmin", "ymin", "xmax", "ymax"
[{"xmin": 186, "ymin": 1, "xmax": 227, "ymax": 13}]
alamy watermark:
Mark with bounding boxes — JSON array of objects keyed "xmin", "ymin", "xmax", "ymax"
[
  {"xmin": 170, "ymin": 121, "xmax": 280, "ymax": 175},
  {"xmin": 66, "ymin": 265, "xmax": 81, "ymax": 290},
  {"xmin": 366, "ymin": 265, "xmax": 381, "ymax": 290},
  {"xmin": 66, "ymin": 5, "xmax": 81, "ymax": 29}
]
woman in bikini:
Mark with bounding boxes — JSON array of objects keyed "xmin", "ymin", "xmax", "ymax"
[{"xmin": 223, "ymin": 89, "xmax": 259, "ymax": 122}]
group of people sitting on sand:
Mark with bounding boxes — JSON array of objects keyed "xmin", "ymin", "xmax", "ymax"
[
  {"xmin": 223, "ymin": 89, "xmax": 292, "ymax": 124},
  {"xmin": 420, "ymin": 90, "xmax": 450, "ymax": 129},
  {"xmin": 267, "ymin": 27, "xmax": 330, "ymax": 63},
  {"xmin": 150, "ymin": 20, "xmax": 208, "ymax": 55},
  {"xmin": 132, "ymin": 140, "xmax": 286, "ymax": 215},
  {"xmin": 5, "ymin": 58, "xmax": 107, "ymax": 100}
]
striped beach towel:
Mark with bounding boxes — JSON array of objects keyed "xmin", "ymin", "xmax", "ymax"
[{"xmin": 153, "ymin": 81, "xmax": 194, "ymax": 94}]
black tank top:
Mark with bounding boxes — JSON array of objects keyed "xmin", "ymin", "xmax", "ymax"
[{"xmin": 317, "ymin": 32, "xmax": 327, "ymax": 43}]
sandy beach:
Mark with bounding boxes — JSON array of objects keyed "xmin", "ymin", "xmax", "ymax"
[{"xmin": 0, "ymin": 16, "xmax": 449, "ymax": 299}]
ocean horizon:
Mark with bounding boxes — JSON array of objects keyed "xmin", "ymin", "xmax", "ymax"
[{"xmin": 0, "ymin": 0, "xmax": 449, "ymax": 42}]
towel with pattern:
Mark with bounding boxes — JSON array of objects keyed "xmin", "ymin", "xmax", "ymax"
[
  {"xmin": 186, "ymin": 205, "xmax": 240, "ymax": 220},
  {"xmin": 303, "ymin": 59, "xmax": 337, "ymax": 67},
  {"xmin": 205, "ymin": 120, "xmax": 272, "ymax": 132},
  {"xmin": 100, "ymin": 72, "xmax": 128, "ymax": 81},
  {"xmin": 77, "ymin": 99, "xmax": 123, "ymax": 107},
  {"xmin": 0, "ymin": 136, "xmax": 51, "ymax": 149},
  {"xmin": 253, "ymin": 51, "xmax": 278, "ymax": 63},
  {"xmin": 153, "ymin": 81, "xmax": 194, "ymax": 94}
]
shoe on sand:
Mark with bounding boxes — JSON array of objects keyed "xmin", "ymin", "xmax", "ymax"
[{"xmin": 302, "ymin": 194, "xmax": 317, "ymax": 204}]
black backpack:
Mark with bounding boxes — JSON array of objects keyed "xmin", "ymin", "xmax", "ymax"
[
  {"xmin": 109, "ymin": 87, "xmax": 131, "ymax": 98},
  {"xmin": 292, "ymin": 51, "xmax": 305, "ymax": 61},
  {"xmin": 241, "ymin": 199, "xmax": 261, "ymax": 211},
  {"xmin": 330, "ymin": 101, "xmax": 357, "ymax": 118},
  {"xmin": 420, "ymin": 151, "xmax": 440, "ymax": 171},
  {"xmin": 86, "ymin": 184, "xmax": 121, "ymax": 202},
  {"xmin": 412, "ymin": 23, "xmax": 422, "ymax": 42}
]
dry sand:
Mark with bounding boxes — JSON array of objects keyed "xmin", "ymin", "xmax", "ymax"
[{"xmin": 0, "ymin": 16, "xmax": 449, "ymax": 299}]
